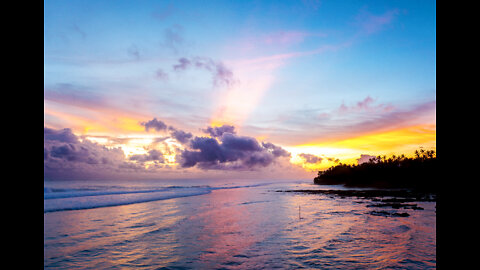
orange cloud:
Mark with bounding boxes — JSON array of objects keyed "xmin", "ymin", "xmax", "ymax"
[{"xmin": 287, "ymin": 123, "xmax": 436, "ymax": 170}]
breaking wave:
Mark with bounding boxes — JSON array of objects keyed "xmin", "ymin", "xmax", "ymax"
[{"xmin": 44, "ymin": 182, "xmax": 275, "ymax": 213}]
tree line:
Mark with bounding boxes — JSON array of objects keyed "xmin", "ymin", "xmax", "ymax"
[{"xmin": 314, "ymin": 149, "xmax": 438, "ymax": 191}]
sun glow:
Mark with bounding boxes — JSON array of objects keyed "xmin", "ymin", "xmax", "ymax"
[
  {"xmin": 285, "ymin": 124, "xmax": 436, "ymax": 171},
  {"xmin": 209, "ymin": 57, "xmax": 282, "ymax": 129},
  {"xmin": 286, "ymin": 146, "xmax": 359, "ymax": 171}
]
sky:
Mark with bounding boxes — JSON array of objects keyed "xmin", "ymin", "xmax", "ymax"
[{"xmin": 44, "ymin": 0, "xmax": 436, "ymax": 180}]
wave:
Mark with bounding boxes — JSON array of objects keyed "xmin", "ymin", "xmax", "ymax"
[
  {"xmin": 44, "ymin": 187, "xmax": 212, "ymax": 213},
  {"xmin": 210, "ymin": 182, "xmax": 275, "ymax": 190},
  {"xmin": 44, "ymin": 188, "xmax": 171, "ymax": 200},
  {"xmin": 44, "ymin": 181, "xmax": 276, "ymax": 213}
]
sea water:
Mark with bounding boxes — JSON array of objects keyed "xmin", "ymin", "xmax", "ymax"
[{"xmin": 44, "ymin": 179, "xmax": 436, "ymax": 269}]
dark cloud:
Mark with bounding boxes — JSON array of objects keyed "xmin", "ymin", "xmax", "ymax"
[
  {"xmin": 44, "ymin": 127, "xmax": 128, "ymax": 179},
  {"xmin": 202, "ymin": 125, "xmax": 236, "ymax": 137},
  {"xmin": 140, "ymin": 118, "xmax": 193, "ymax": 144},
  {"xmin": 178, "ymin": 130, "xmax": 290, "ymax": 170},
  {"xmin": 298, "ymin": 153, "xmax": 323, "ymax": 164},
  {"xmin": 168, "ymin": 126, "xmax": 193, "ymax": 144},
  {"xmin": 140, "ymin": 118, "xmax": 167, "ymax": 132},
  {"xmin": 44, "ymin": 127, "xmax": 173, "ymax": 180},
  {"xmin": 327, "ymin": 157, "xmax": 340, "ymax": 163},
  {"xmin": 50, "ymin": 143, "xmax": 88, "ymax": 162},
  {"xmin": 130, "ymin": 149, "xmax": 165, "ymax": 163},
  {"xmin": 212, "ymin": 62, "xmax": 235, "ymax": 87},
  {"xmin": 242, "ymin": 151, "xmax": 275, "ymax": 168},
  {"xmin": 44, "ymin": 123, "xmax": 293, "ymax": 178},
  {"xmin": 173, "ymin": 57, "xmax": 191, "ymax": 71},
  {"xmin": 44, "ymin": 127, "xmax": 78, "ymax": 143},
  {"xmin": 173, "ymin": 57, "xmax": 236, "ymax": 87},
  {"xmin": 262, "ymin": 142, "xmax": 291, "ymax": 158},
  {"xmin": 221, "ymin": 133, "xmax": 262, "ymax": 152}
]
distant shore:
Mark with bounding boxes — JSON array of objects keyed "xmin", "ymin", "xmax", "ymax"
[{"xmin": 313, "ymin": 149, "xmax": 437, "ymax": 192}]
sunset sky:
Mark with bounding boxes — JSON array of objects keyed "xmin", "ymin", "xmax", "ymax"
[{"xmin": 44, "ymin": 0, "xmax": 435, "ymax": 180}]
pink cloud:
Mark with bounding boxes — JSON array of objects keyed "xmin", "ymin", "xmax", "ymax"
[
  {"xmin": 262, "ymin": 31, "xmax": 326, "ymax": 46},
  {"xmin": 339, "ymin": 96, "xmax": 394, "ymax": 114},
  {"xmin": 357, "ymin": 154, "xmax": 376, "ymax": 165},
  {"xmin": 228, "ymin": 30, "xmax": 327, "ymax": 56},
  {"xmin": 355, "ymin": 8, "xmax": 400, "ymax": 34}
]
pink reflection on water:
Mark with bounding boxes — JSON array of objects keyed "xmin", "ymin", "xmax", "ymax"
[
  {"xmin": 44, "ymin": 182, "xmax": 436, "ymax": 269},
  {"xmin": 44, "ymin": 197, "xmax": 184, "ymax": 268},
  {"xmin": 186, "ymin": 188, "xmax": 261, "ymax": 264},
  {"xmin": 282, "ymin": 192, "xmax": 436, "ymax": 268}
]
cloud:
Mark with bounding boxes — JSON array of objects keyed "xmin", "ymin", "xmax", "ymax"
[
  {"xmin": 44, "ymin": 123, "xmax": 300, "ymax": 180},
  {"xmin": 155, "ymin": 68, "xmax": 169, "ymax": 81},
  {"xmin": 161, "ymin": 25, "xmax": 184, "ymax": 53},
  {"xmin": 202, "ymin": 125, "xmax": 236, "ymax": 137},
  {"xmin": 44, "ymin": 127, "xmax": 79, "ymax": 144},
  {"xmin": 129, "ymin": 149, "xmax": 165, "ymax": 163},
  {"xmin": 44, "ymin": 83, "xmax": 108, "ymax": 110},
  {"xmin": 173, "ymin": 57, "xmax": 236, "ymax": 87},
  {"xmin": 140, "ymin": 118, "xmax": 193, "ymax": 143},
  {"xmin": 173, "ymin": 57, "xmax": 191, "ymax": 71},
  {"xmin": 262, "ymin": 142, "xmax": 291, "ymax": 158},
  {"xmin": 212, "ymin": 62, "xmax": 235, "ymax": 87},
  {"xmin": 168, "ymin": 126, "xmax": 193, "ymax": 144},
  {"xmin": 140, "ymin": 118, "xmax": 167, "ymax": 132},
  {"xmin": 339, "ymin": 96, "xmax": 394, "ymax": 114},
  {"xmin": 221, "ymin": 133, "xmax": 263, "ymax": 152},
  {"xmin": 298, "ymin": 153, "xmax": 323, "ymax": 164},
  {"xmin": 327, "ymin": 157, "xmax": 340, "ymax": 163},
  {"xmin": 44, "ymin": 127, "xmax": 128, "ymax": 179},
  {"xmin": 342, "ymin": 100, "xmax": 435, "ymax": 136},
  {"xmin": 357, "ymin": 154, "xmax": 376, "ymax": 165},
  {"xmin": 44, "ymin": 127, "xmax": 176, "ymax": 180},
  {"xmin": 261, "ymin": 30, "xmax": 326, "ymax": 46},
  {"xmin": 355, "ymin": 8, "xmax": 400, "ymax": 35},
  {"xmin": 178, "ymin": 128, "xmax": 291, "ymax": 170}
]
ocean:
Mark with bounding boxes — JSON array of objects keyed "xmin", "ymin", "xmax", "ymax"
[{"xmin": 44, "ymin": 178, "xmax": 436, "ymax": 269}]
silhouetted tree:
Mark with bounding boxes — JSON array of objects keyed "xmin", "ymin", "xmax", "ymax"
[{"xmin": 314, "ymin": 149, "xmax": 437, "ymax": 191}]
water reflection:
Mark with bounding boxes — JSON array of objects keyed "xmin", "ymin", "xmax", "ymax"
[
  {"xmin": 44, "ymin": 197, "xmax": 184, "ymax": 268},
  {"xmin": 44, "ymin": 181, "xmax": 436, "ymax": 269},
  {"xmin": 169, "ymin": 186, "xmax": 293, "ymax": 268},
  {"xmin": 282, "ymin": 191, "xmax": 436, "ymax": 269}
]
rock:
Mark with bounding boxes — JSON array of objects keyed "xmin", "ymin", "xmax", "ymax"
[{"xmin": 368, "ymin": 211, "xmax": 410, "ymax": 217}]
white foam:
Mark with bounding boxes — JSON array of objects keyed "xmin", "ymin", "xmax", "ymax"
[
  {"xmin": 43, "ymin": 181, "xmax": 277, "ymax": 213},
  {"xmin": 44, "ymin": 188, "xmax": 170, "ymax": 200},
  {"xmin": 44, "ymin": 187, "xmax": 211, "ymax": 213}
]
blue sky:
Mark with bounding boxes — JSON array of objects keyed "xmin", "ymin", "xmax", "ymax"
[{"xmin": 44, "ymin": 0, "xmax": 436, "ymax": 180}]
